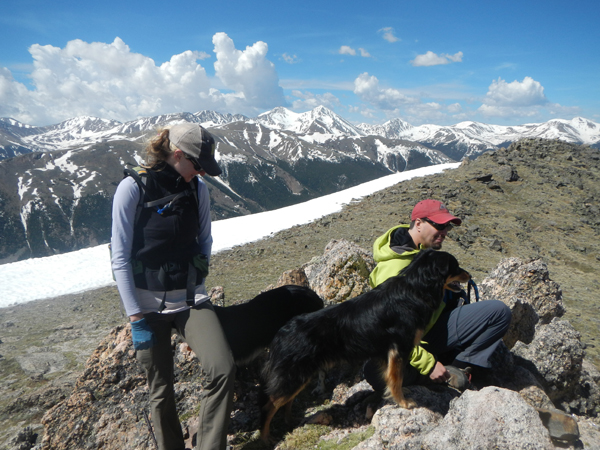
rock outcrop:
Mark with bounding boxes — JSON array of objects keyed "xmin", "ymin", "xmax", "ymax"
[
  {"xmin": 479, "ymin": 257, "xmax": 566, "ymax": 347},
  {"xmin": 357, "ymin": 388, "xmax": 556, "ymax": 450},
  {"xmin": 302, "ymin": 239, "xmax": 375, "ymax": 305},
  {"xmin": 34, "ymin": 240, "xmax": 600, "ymax": 449}
]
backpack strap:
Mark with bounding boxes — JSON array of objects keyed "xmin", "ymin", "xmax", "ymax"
[
  {"xmin": 124, "ymin": 166, "xmax": 197, "ymax": 218},
  {"xmin": 124, "ymin": 167, "xmax": 148, "ymax": 225}
]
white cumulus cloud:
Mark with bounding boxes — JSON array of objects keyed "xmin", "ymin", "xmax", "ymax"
[
  {"xmin": 483, "ymin": 76, "xmax": 547, "ymax": 107},
  {"xmin": 0, "ymin": 34, "xmax": 285, "ymax": 126},
  {"xmin": 339, "ymin": 46, "xmax": 356, "ymax": 56},
  {"xmin": 378, "ymin": 27, "xmax": 400, "ymax": 43},
  {"xmin": 212, "ymin": 32, "xmax": 285, "ymax": 110},
  {"xmin": 353, "ymin": 73, "xmax": 415, "ymax": 110},
  {"xmin": 291, "ymin": 90, "xmax": 341, "ymax": 111},
  {"xmin": 411, "ymin": 51, "xmax": 463, "ymax": 67},
  {"xmin": 477, "ymin": 76, "xmax": 548, "ymax": 118}
]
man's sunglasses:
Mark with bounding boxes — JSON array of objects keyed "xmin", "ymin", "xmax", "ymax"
[
  {"xmin": 184, "ymin": 154, "xmax": 203, "ymax": 172},
  {"xmin": 422, "ymin": 218, "xmax": 453, "ymax": 231}
]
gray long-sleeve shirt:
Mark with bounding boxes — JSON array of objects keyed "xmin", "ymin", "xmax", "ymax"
[{"xmin": 110, "ymin": 175, "xmax": 212, "ymax": 317}]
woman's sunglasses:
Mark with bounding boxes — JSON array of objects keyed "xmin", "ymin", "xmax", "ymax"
[{"xmin": 184, "ymin": 154, "xmax": 203, "ymax": 172}]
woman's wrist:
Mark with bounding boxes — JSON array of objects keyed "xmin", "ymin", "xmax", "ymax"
[{"xmin": 129, "ymin": 314, "xmax": 144, "ymax": 322}]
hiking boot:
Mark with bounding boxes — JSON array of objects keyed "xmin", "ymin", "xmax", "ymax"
[{"xmin": 445, "ymin": 365, "xmax": 474, "ymax": 391}]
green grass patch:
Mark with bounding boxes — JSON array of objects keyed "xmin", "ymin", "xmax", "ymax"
[
  {"xmin": 316, "ymin": 426, "xmax": 375, "ymax": 450},
  {"xmin": 278, "ymin": 424, "xmax": 331, "ymax": 450}
]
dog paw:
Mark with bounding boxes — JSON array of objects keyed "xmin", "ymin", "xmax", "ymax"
[{"xmin": 399, "ymin": 398, "xmax": 417, "ymax": 409}]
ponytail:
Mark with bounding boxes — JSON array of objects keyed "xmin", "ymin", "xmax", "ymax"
[{"xmin": 143, "ymin": 129, "xmax": 173, "ymax": 168}]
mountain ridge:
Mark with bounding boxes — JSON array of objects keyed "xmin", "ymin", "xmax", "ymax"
[
  {"xmin": 1, "ymin": 107, "xmax": 599, "ymax": 161},
  {"xmin": 1, "ymin": 106, "xmax": 599, "ymax": 264}
]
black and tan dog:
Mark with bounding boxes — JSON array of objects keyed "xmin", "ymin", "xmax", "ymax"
[
  {"xmin": 213, "ymin": 284, "xmax": 324, "ymax": 366},
  {"xmin": 260, "ymin": 250, "xmax": 471, "ymax": 441}
]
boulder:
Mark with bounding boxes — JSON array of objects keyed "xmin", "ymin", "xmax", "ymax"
[
  {"xmin": 302, "ymin": 239, "xmax": 374, "ymax": 304},
  {"xmin": 357, "ymin": 387, "xmax": 555, "ymax": 449},
  {"xmin": 479, "ymin": 257, "xmax": 565, "ymax": 348},
  {"xmin": 512, "ymin": 319, "xmax": 585, "ymax": 399},
  {"xmin": 418, "ymin": 387, "xmax": 554, "ymax": 450}
]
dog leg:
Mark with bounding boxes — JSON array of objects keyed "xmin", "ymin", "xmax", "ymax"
[
  {"xmin": 283, "ymin": 399, "xmax": 294, "ymax": 425},
  {"xmin": 260, "ymin": 381, "xmax": 310, "ymax": 442},
  {"xmin": 260, "ymin": 397, "xmax": 279, "ymax": 443},
  {"xmin": 384, "ymin": 348, "xmax": 417, "ymax": 409}
]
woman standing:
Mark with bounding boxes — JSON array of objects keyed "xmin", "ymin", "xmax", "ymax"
[{"xmin": 111, "ymin": 123, "xmax": 234, "ymax": 450}]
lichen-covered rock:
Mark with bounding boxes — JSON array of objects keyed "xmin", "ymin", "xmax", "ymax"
[
  {"xmin": 512, "ymin": 319, "xmax": 584, "ymax": 397},
  {"xmin": 560, "ymin": 359, "xmax": 600, "ymax": 417},
  {"xmin": 39, "ymin": 326, "xmax": 153, "ymax": 449},
  {"xmin": 303, "ymin": 239, "xmax": 374, "ymax": 304},
  {"xmin": 263, "ymin": 267, "xmax": 310, "ymax": 292},
  {"xmin": 39, "ymin": 325, "xmax": 209, "ymax": 450},
  {"xmin": 479, "ymin": 257, "xmax": 565, "ymax": 348},
  {"xmin": 353, "ymin": 405, "xmax": 443, "ymax": 449},
  {"xmin": 416, "ymin": 387, "xmax": 554, "ymax": 450},
  {"xmin": 577, "ymin": 416, "xmax": 600, "ymax": 450},
  {"xmin": 355, "ymin": 388, "xmax": 554, "ymax": 450},
  {"xmin": 519, "ymin": 385, "xmax": 555, "ymax": 410},
  {"xmin": 510, "ymin": 317, "xmax": 600, "ymax": 417}
]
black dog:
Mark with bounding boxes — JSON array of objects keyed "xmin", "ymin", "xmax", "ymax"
[
  {"xmin": 213, "ymin": 285, "xmax": 324, "ymax": 366},
  {"xmin": 260, "ymin": 250, "xmax": 471, "ymax": 441}
]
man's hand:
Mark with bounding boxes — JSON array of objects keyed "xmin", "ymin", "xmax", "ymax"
[
  {"xmin": 429, "ymin": 361, "xmax": 451, "ymax": 383},
  {"xmin": 130, "ymin": 318, "xmax": 156, "ymax": 350}
]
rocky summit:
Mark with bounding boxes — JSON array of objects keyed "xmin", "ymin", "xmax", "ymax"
[
  {"xmin": 0, "ymin": 138, "xmax": 599, "ymax": 449},
  {"xmin": 34, "ymin": 240, "xmax": 600, "ymax": 449}
]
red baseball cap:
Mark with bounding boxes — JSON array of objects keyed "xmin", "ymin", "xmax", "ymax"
[{"xmin": 411, "ymin": 199, "xmax": 462, "ymax": 225}]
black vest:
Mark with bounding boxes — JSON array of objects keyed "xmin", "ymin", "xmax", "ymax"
[{"xmin": 130, "ymin": 164, "xmax": 205, "ymax": 292}]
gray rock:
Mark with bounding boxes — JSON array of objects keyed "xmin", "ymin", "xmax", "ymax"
[
  {"xmin": 418, "ymin": 387, "xmax": 554, "ymax": 450},
  {"xmin": 536, "ymin": 407, "xmax": 580, "ymax": 442},
  {"xmin": 353, "ymin": 405, "xmax": 443, "ymax": 449},
  {"xmin": 519, "ymin": 385, "xmax": 556, "ymax": 410},
  {"xmin": 577, "ymin": 416, "xmax": 600, "ymax": 450},
  {"xmin": 303, "ymin": 239, "xmax": 374, "ymax": 304},
  {"xmin": 355, "ymin": 387, "xmax": 554, "ymax": 450},
  {"xmin": 15, "ymin": 351, "xmax": 68, "ymax": 376},
  {"xmin": 512, "ymin": 318, "xmax": 585, "ymax": 400},
  {"xmin": 479, "ymin": 257, "xmax": 565, "ymax": 348}
]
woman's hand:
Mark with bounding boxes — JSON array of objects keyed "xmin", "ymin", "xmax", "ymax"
[{"xmin": 130, "ymin": 317, "xmax": 156, "ymax": 350}]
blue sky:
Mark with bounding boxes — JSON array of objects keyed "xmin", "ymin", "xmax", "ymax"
[{"xmin": 1, "ymin": 0, "xmax": 598, "ymax": 127}]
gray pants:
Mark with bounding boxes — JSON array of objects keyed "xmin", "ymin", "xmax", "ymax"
[
  {"xmin": 364, "ymin": 299, "xmax": 511, "ymax": 390},
  {"xmin": 137, "ymin": 302, "xmax": 236, "ymax": 450},
  {"xmin": 422, "ymin": 299, "xmax": 511, "ymax": 368}
]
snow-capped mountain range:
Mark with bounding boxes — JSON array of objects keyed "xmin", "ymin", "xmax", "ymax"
[
  {"xmin": 0, "ymin": 106, "xmax": 598, "ymax": 264},
  {"xmin": 1, "ymin": 106, "xmax": 599, "ymax": 161}
]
